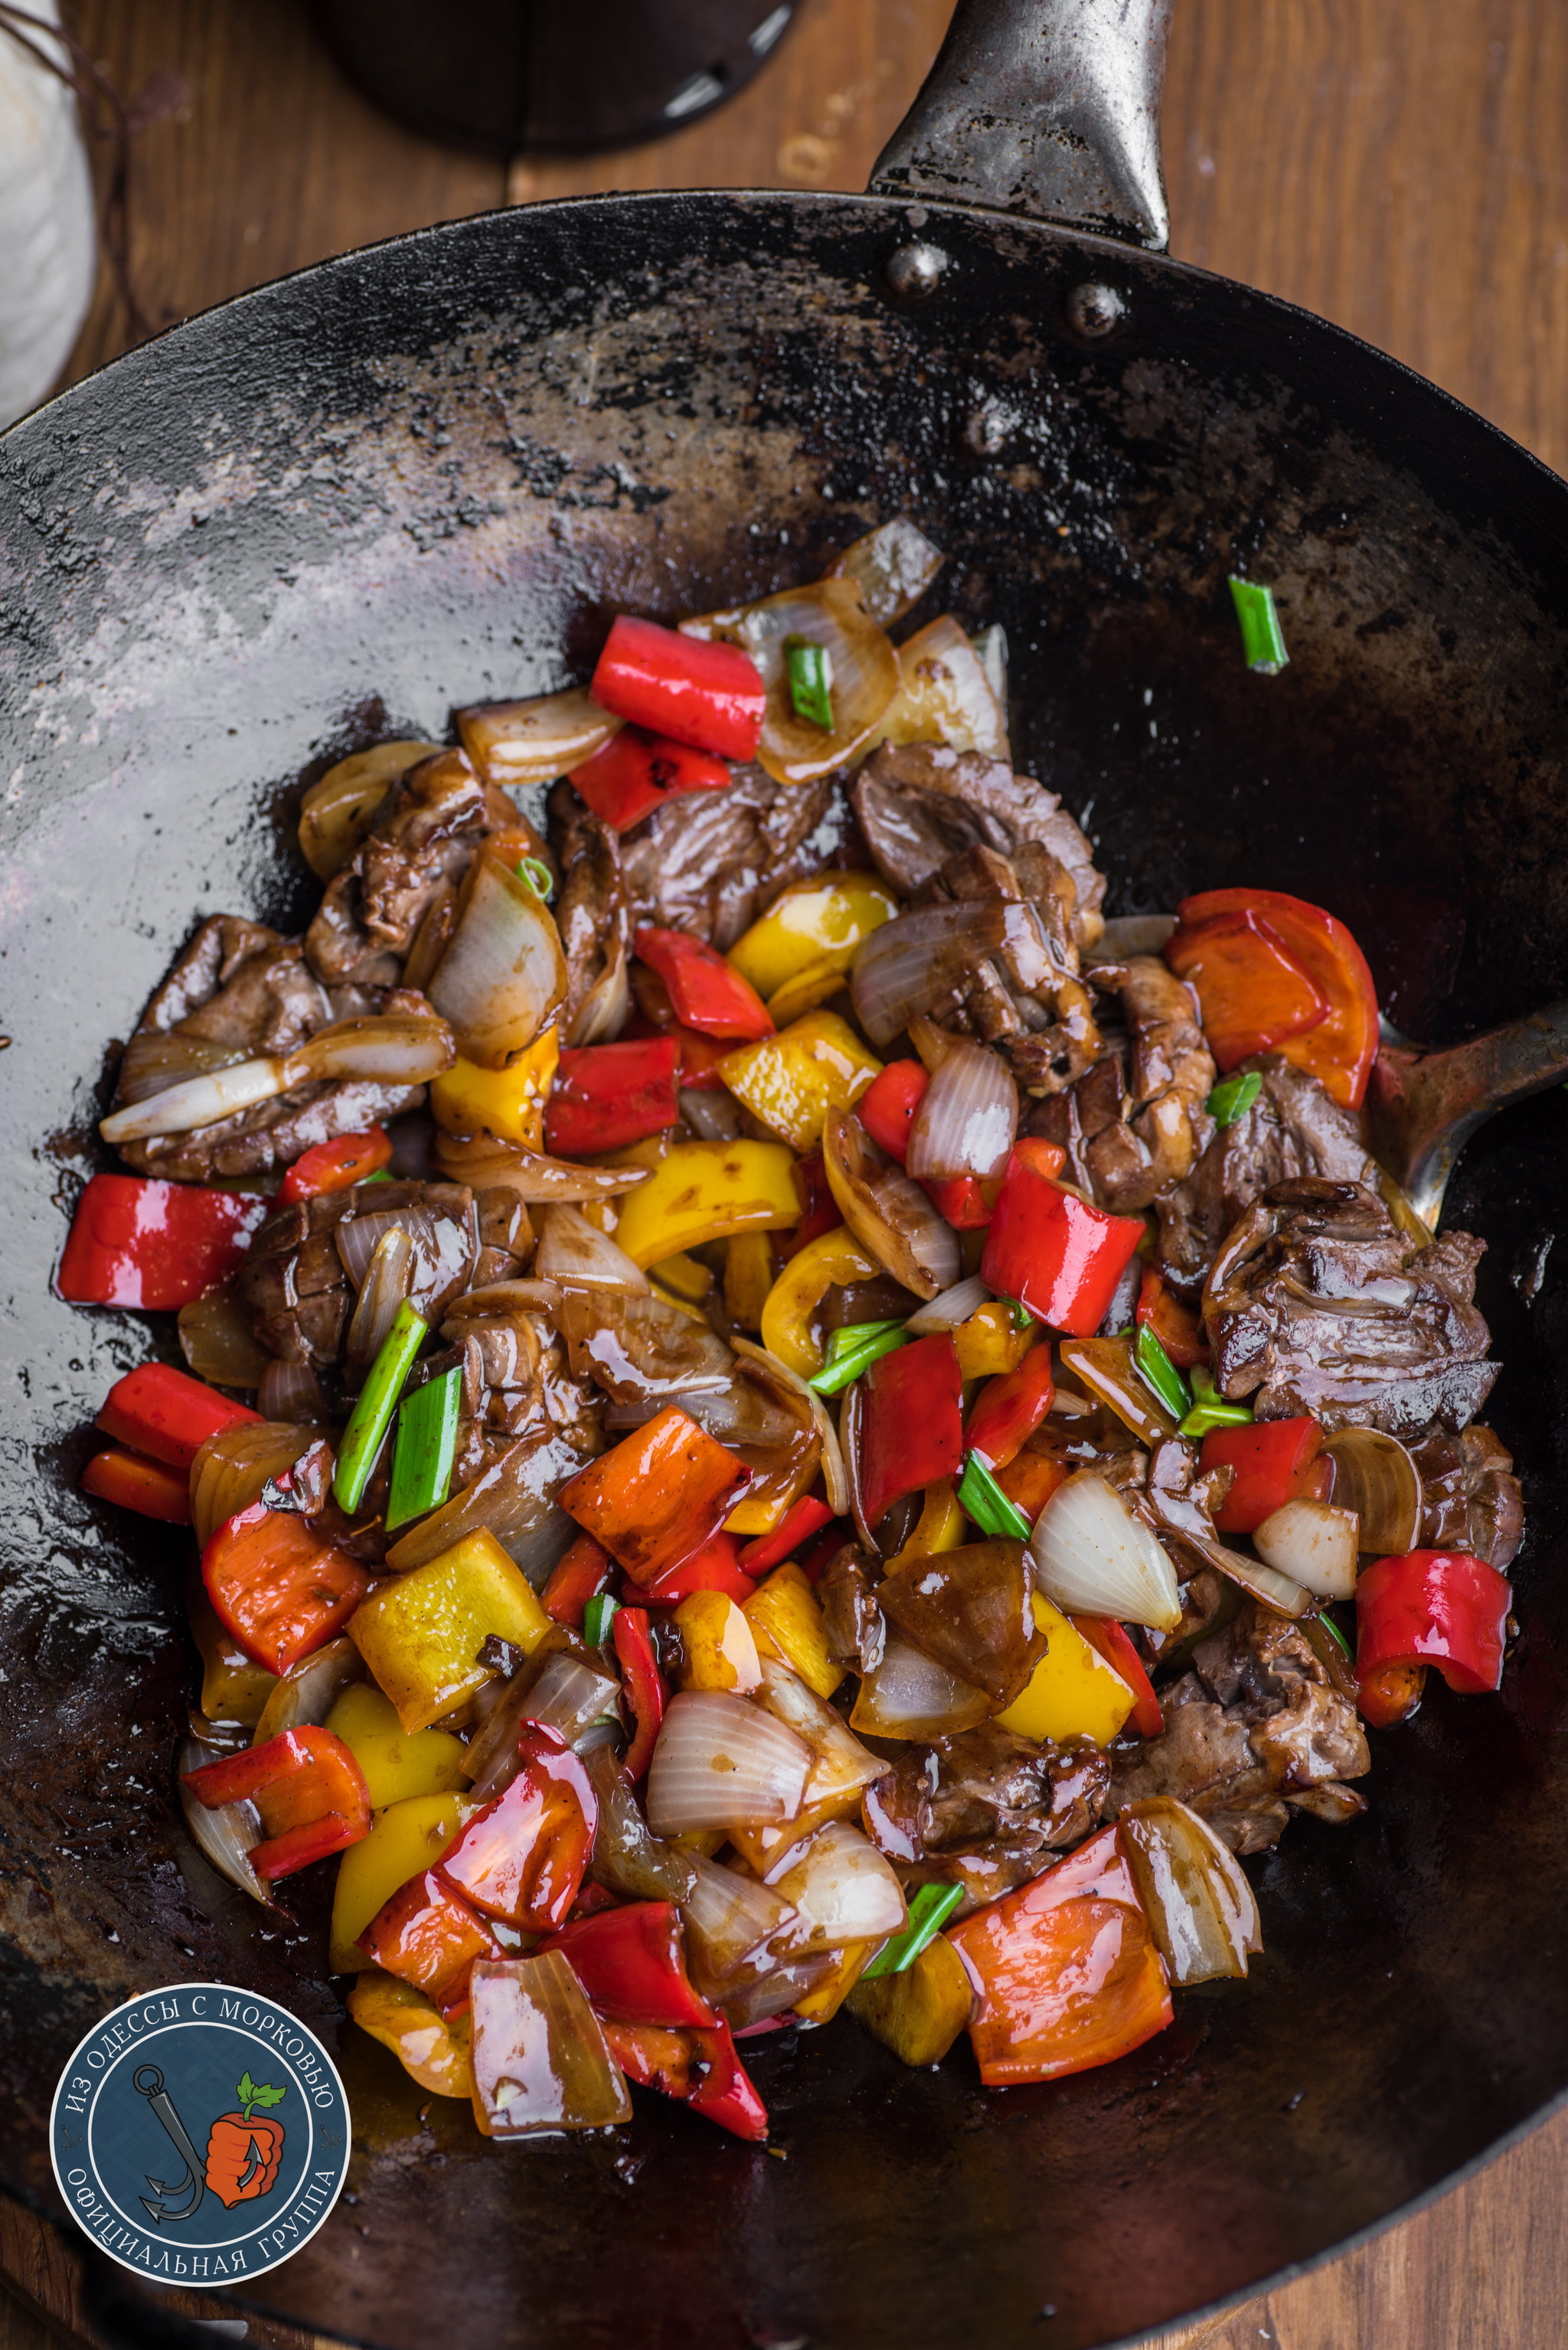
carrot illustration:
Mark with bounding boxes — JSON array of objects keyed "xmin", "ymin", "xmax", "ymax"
[{"xmin": 203, "ymin": 2071, "xmax": 287, "ymax": 2208}]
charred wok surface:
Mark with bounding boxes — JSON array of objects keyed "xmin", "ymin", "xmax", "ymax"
[{"xmin": 864, "ymin": 1721, "xmax": 1111, "ymax": 1910}]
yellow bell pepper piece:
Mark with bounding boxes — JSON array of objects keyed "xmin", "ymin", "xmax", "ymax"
[
  {"xmin": 330, "ymin": 1792, "xmax": 472, "ymax": 1970},
  {"xmin": 743, "ymin": 1562, "xmax": 841, "ymax": 1701},
  {"xmin": 846, "ymin": 1931, "xmax": 974, "ymax": 2066},
  {"xmin": 765, "ymin": 957, "xmax": 852, "ymax": 1029},
  {"xmin": 188, "ymin": 1580, "xmax": 276, "ymax": 1728},
  {"xmin": 718, "ymin": 1010, "xmax": 882, "ymax": 1154},
  {"xmin": 430, "ymin": 1023, "xmax": 559, "ymax": 1146},
  {"xmin": 325, "ymin": 1682, "xmax": 471, "ymax": 1809},
  {"xmin": 727, "ymin": 874, "xmax": 900, "ymax": 999},
  {"xmin": 349, "ymin": 1528, "xmax": 552, "ymax": 1733},
  {"xmin": 995, "ymin": 1593, "xmax": 1135, "ymax": 1746},
  {"xmin": 348, "ymin": 1972, "xmax": 474, "ymax": 2099},
  {"xmin": 953, "ymin": 1302, "xmax": 1035, "ymax": 1380},
  {"xmin": 647, "ymin": 1250, "xmax": 715, "ymax": 1304},
  {"xmin": 612, "ymin": 1139, "xmax": 800, "ymax": 1269},
  {"xmin": 673, "ymin": 1590, "xmax": 762, "ymax": 1694},
  {"xmin": 724, "ymin": 1230, "xmax": 776, "ymax": 1331},
  {"xmin": 759, "ymin": 1224, "xmax": 879, "ymax": 1378},
  {"xmin": 885, "ymin": 1479, "xmax": 968, "ymax": 1572},
  {"xmin": 793, "ymin": 1938, "xmax": 877, "ymax": 2025}
]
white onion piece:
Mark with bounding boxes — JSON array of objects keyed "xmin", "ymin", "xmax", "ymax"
[
  {"xmin": 178, "ymin": 1289, "xmax": 268, "ymax": 1389},
  {"xmin": 256, "ymin": 1359, "xmax": 330, "ymax": 1423},
  {"xmin": 682, "ymin": 579, "xmax": 899, "ymax": 786},
  {"xmin": 298, "ymin": 740, "xmax": 439, "ymax": 880},
  {"xmin": 681, "ymin": 1852, "xmax": 799, "ymax": 1979},
  {"xmin": 720, "ymin": 1954, "xmax": 840, "ymax": 2030},
  {"xmin": 1253, "ymin": 1499, "xmax": 1361, "ymax": 1603},
  {"xmin": 904, "ymin": 1275, "xmax": 992, "ymax": 1335},
  {"xmin": 731, "ymin": 1338, "xmax": 848, "ymax": 1517},
  {"xmin": 1087, "ymin": 915, "xmax": 1178, "ymax": 963},
  {"xmin": 433, "ymin": 1128, "xmax": 650, "ymax": 1203},
  {"xmin": 823, "ymin": 518, "xmax": 944, "ymax": 626},
  {"xmin": 848, "ymin": 1630, "xmax": 992, "ymax": 1739},
  {"xmin": 457, "ymin": 687, "xmax": 621, "ymax": 787},
  {"xmin": 1118, "ymin": 1797, "xmax": 1262, "ymax": 1986},
  {"xmin": 1031, "ymin": 1472, "xmax": 1184, "ymax": 1632},
  {"xmin": 336, "ymin": 1204, "xmax": 439, "ymax": 1289},
  {"xmin": 857, "ymin": 613, "xmax": 1009, "ymax": 763},
  {"xmin": 850, "ymin": 902, "xmax": 1049, "ymax": 1050},
  {"xmin": 116, "ymin": 1030, "xmax": 252, "ymax": 1109},
  {"xmin": 756, "ymin": 1658, "xmax": 887, "ymax": 1812},
  {"xmin": 681, "ymin": 1086, "xmax": 743, "ymax": 1141},
  {"xmin": 426, "ymin": 854, "xmax": 568, "ymax": 1071},
  {"xmin": 443, "ymin": 1277, "xmax": 563, "ymax": 1323},
  {"xmin": 567, "ymin": 936, "xmax": 630, "ymax": 1049},
  {"xmin": 100, "ymin": 1057, "xmax": 292, "ymax": 1142},
  {"xmin": 501, "ymin": 1505, "xmax": 580, "ymax": 1592},
  {"xmin": 535, "ymin": 1204, "xmax": 650, "ymax": 1291},
  {"xmin": 1321, "ymin": 1427, "xmax": 1423, "ymax": 1555},
  {"xmin": 100, "ymin": 1014, "xmax": 456, "ymax": 1143},
  {"xmin": 190, "ymin": 1423, "xmax": 320, "ymax": 1548},
  {"xmin": 775, "ymin": 1821, "xmax": 907, "ymax": 1951},
  {"xmin": 178, "ymin": 1737, "xmax": 271, "ymax": 1907},
  {"xmin": 345, "ymin": 1227, "xmax": 416, "ymax": 1367},
  {"xmin": 822, "ymin": 1108, "xmax": 959, "ymax": 1302},
  {"xmin": 971, "ymin": 623, "xmax": 1008, "ymax": 713},
  {"xmin": 252, "ymin": 1636, "xmax": 364, "ymax": 1747},
  {"xmin": 906, "ymin": 1038, "xmax": 1018, "ymax": 1182},
  {"xmin": 466, "ymin": 1651, "xmax": 622, "ymax": 1802},
  {"xmin": 645, "ymin": 1691, "xmax": 812, "ymax": 1836}
]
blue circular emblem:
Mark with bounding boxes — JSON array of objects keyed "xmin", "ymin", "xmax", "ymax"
[{"xmin": 49, "ymin": 1982, "xmax": 350, "ymax": 2287}]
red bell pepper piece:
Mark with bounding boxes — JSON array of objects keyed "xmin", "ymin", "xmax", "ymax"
[
  {"xmin": 922, "ymin": 1175, "xmax": 996, "ymax": 1231},
  {"xmin": 96, "ymin": 1360, "xmax": 262, "ymax": 1472},
  {"xmin": 590, "ymin": 614, "xmax": 766, "ymax": 761},
  {"xmin": 567, "ymin": 724, "xmax": 733, "ymax": 832},
  {"xmin": 965, "ymin": 1344, "xmax": 1055, "ymax": 1472},
  {"xmin": 1165, "ymin": 910, "xmax": 1328, "ymax": 1066},
  {"xmin": 687, "ymin": 2018, "xmax": 769, "ymax": 2141},
  {"xmin": 544, "ymin": 1034, "xmax": 681, "ymax": 1157},
  {"xmin": 603, "ymin": 2018, "xmax": 699, "ymax": 2096},
  {"xmin": 438, "ymin": 1722, "xmax": 597, "ymax": 1933},
  {"xmin": 1135, "ymin": 1267, "xmax": 1209, "ymax": 1370},
  {"xmin": 203, "ymin": 1501, "xmax": 376, "ymax": 1675},
  {"xmin": 80, "ymin": 1446, "xmax": 192, "ymax": 1524},
  {"xmin": 639, "ymin": 1531, "xmax": 757, "ymax": 1606},
  {"xmin": 541, "ymin": 1532, "xmax": 614, "ymax": 1628},
  {"xmin": 795, "ymin": 1518, "xmax": 854, "ymax": 1583},
  {"xmin": 599, "ymin": 2015, "xmax": 768, "ymax": 2140},
  {"xmin": 57, "ymin": 1175, "xmax": 268, "ymax": 1311},
  {"xmin": 1356, "ymin": 1661, "xmax": 1428, "ymax": 1728},
  {"xmin": 947, "ymin": 1824, "xmax": 1172, "ymax": 2086},
  {"xmin": 1355, "ymin": 1550, "xmax": 1511, "ymax": 1698},
  {"xmin": 994, "ymin": 1450, "xmax": 1070, "ymax": 1529},
  {"xmin": 358, "ymin": 1868, "xmax": 503, "ymax": 2013},
  {"xmin": 858, "ymin": 1060, "xmax": 927, "ymax": 1162},
  {"xmin": 276, "ymin": 1126, "xmax": 392, "ymax": 1205},
  {"xmin": 620, "ymin": 999, "xmax": 734, "ymax": 1090},
  {"xmin": 632, "ymin": 926, "xmax": 774, "ymax": 1041},
  {"xmin": 778, "ymin": 1149, "xmax": 841, "ymax": 1259},
  {"xmin": 739, "ymin": 1493, "xmax": 835, "ymax": 1577},
  {"xmin": 560, "ymin": 1404, "xmax": 752, "ymax": 1584},
  {"xmin": 1200, "ymin": 1417, "xmax": 1325, "ymax": 1533},
  {"xmin": 612, "ymin": 1606, "xmax": 666, "ymax": 1783},
  {"xmin": 182, "ymin": 1724, "xmax": 371, "ymax": 1881},
  {"xmin": 1072, "ymin": 1616, "xmax": 1165, "ymax": 1738},
  {"xmin": 981, "ymin": 1151, "xmax": 1144, "ymax": 1338},
  {"xmin": 858, "ymin": 1332, "xmax": 964, "ymax": 1532},
  {"xmin": 1168, "ymin": 887, "xmax": 1379, "ymax": 1110},
  {"xmin": 537, "ymin": 1899, "xmax": 717, "ymax": 2027}
]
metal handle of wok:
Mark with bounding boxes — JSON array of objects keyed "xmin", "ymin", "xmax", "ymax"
[
  {"xmin": 870, "ymin": 0, "xmax": 1174, "ymax": 250},
  {"xmin": 1367, "ymin": 1001, "xmax": 1568, "ymax": 1231}
]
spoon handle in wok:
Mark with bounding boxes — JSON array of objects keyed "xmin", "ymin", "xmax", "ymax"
[{"xmin": 1369, "ymin": 1000, "xmax": 1568, "ymax": 1230}]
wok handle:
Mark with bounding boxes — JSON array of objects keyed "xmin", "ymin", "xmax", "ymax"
[
  {"xmin": 1368, "ymin": 1000, "xmax": 1568, "ymax": 1230},
  {"xmin": 869, "ymin": 0, "xmax": 1173, "ymax": 250}
]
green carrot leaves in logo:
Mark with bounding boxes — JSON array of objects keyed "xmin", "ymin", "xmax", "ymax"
[{"xmin": 236, "ymin": 2072, "xmax": 286, "ymax": 2120}]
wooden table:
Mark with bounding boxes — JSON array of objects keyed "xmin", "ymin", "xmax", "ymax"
[{"xmin": 9, "ymin": 2, "xmax": 1566, "ymax": 2343}]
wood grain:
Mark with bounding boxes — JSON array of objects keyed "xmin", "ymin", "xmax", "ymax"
[{"xmin": 15, "ymin": 0, "xmax": 1568, "ymax": 2342}]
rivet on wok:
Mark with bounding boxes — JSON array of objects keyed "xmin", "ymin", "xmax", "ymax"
[
  {"xmin": 1063, "ymin": 282, "xmax": 1129, "ymax": 342},
  {"xmin": 885, "ymin": 241, "xmax": 949, "ymax": 302}
]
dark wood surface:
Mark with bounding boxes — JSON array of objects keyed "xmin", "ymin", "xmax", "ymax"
[{"xmin": 9, "ymin": 1, "xmax": 1566, "ymax": 2343}]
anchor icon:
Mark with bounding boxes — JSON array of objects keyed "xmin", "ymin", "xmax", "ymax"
[{"xmin": 131, "ymin": 2064, "xmax": 207, "ymax": 2224}]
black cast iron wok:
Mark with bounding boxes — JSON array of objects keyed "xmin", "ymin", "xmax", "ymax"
[{"xmin": 5, "ymin": 4, "xmax": 1568, "ymax": 2345}]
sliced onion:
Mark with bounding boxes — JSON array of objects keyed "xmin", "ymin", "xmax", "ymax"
[
  {"xmin": 1203, "ymin": 1545, "xmax": 1313, "ymax": 1620},
  {"xmin": 345, "ymin": 1226, "xmax": 416, "ymax": 1368},
  {"xmin": 433, "ymin": 1129, "xmax": 649, "ymax": 1204},
  {"xmin": 178, "ymin": 1289, "xmax": 269, "ymax": 1389},
  {"xmin": 1118, "ymin": 1796, "xmax": 1262, "ymax": 1986},
  {"xmin": 336, "ymin": 1204, "xmax": 431, "ymax": 1288},
  {"xmin": 466, "ymin": 1646, "xmax": 622, "ymax": 1802},
  {"xmin": 1253, "ymin": 1499, "xmax": 1361, "ymax": 1602},
  {"xmin": 443, "ymin": 1278, "xmax": 564, "ymax": 1325},
  {"xmin": 851, "ymin": 902, "xmax": 1050, "ymax": 1050},
  {"xmin": 568, "ymin": 936, "xmax": 630, "ymax": 1050},
  {"xmin": 190, "ymin": 1423, "xmax": 320, "ymax": 1548},
  {"xmin": 905, "ymin": 1276, "xmax": 992, "ymax": 1335},
  {"xmin": 971, "ymin": 622, "xmax": 1008, "ymax": 713},
  {"xmin": 251, "ymin": 1636, "xmax": 364, "ymax": 1746},
  {"xmin": 755, "ymin": 1657, "xmax": 887, "ymax": 1812},
  {"xmin": 535, "ymin": 1203, "xmax": 650, "ymax": 1289},
  {"xmin": 178, "ymin": 1737, "xmax": 271, "ymax": 1906},
  {"xmin": 117, "ymin": 1029, "xmax": 252, "ymax": 1110},
  {"xmin": 681, "ymin": 1852, "xmax": 799, "ymax": 1982},
  {"xmin": 732, "ymin": 1338, "xmax": 848, "ymax": 1518},
  {"xmin": 498, "ymin": 1505, "xmax": 580, "ymax": 1592},
  {"xmin": 426, "ymin": 855, "xmax": 568, "ymax": 1071},
  {"xmin": 858, "ymin": 613, "xmax": 1009, "ymax": 764},
  {"xmin": 848, "ymin": 1630, "xmax": 992, "ymax": 1738},
  {"xmin": 298, "ymin": 740, "xmax": 439, "ymax": 881},
  {"xmin": 99, "ymin": 1014, "xmax": 456, "ymax": 1143},
  {"xmin": 469, "ymin": 1953, "xmax": 632, "ymax": 2136},
  {"xmin": 645, "ymin": 1690, "xmax": 812, "ymax": 1836},
  {"xmin": 1321, "ymin": 1427, "xmax": 1423, "ymax": 1554},
  {"xmin": 719, "ymin": 1954, "xmax": 840, "ymax": 2029},
  {"xmin": 1058, "ymin": 1336, "xmax": 1179, "ymax": 1448},
  {"xmin": 681, "ymin": 1087, "xmax": 743, "ymax": 1141},
  {"xmin": 457, "ymin": 687, "xmax": 621, "ymax": 788},
  {"xmin": 822, "ymin": 1107, "xmax": 959, "ymax": 1301},
  {"xmin": 100, "ymin": 1057, "xmax": 299, "ymax": 1143},
  {"xmin": 384, "ymin": 1429, "xmax": 590, "ymax": 1574},
  {"xmin": 256, "ymin": 1360, "xmax": 330, "ymax": 1422},
  {"xmin": 582, "ymin": 1743, "xmax": 696, "ymax": 1903},
  {"xmin": 1031, "ymin": 1472, "xmax": 1184, "ymax": 1631},
  {"xmin": 1089, "ymin": 915, "xmax": 1178, "ymax": 963},
  {"xmin": 684, "ymin": 578, "xmax": 899, "ymax": 785},
  {"xmin": 906, "ymin": 1038, "xmax": 1018, "ymax": 1182},
  {"xmin": 774, "ymin": 1821, "xmax": 906, "ymax": 1951},
  {"xmin": 823, "ymin": 518, "xmax": 944, "ymax": 626}
]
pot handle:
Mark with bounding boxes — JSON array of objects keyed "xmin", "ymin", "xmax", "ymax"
[{"xmin": 870, "ymin": 0, "xmax": 1173, "ymax": 250}]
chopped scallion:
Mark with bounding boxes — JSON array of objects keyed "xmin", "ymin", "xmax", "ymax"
[
  {"xmin": 1178, "ymin": 1365, "xmax": 1254, "ymax": 1440},
  {"xmin": 583, "ymin": 1594, "xmax": 619, "ymax": 1648},
  {"xmin": 386, "ymin": 1364, "xmax": 462, "ymax": 1531},
  {"xmin": 1228, "ymin": 576, "xmax": 1289, "ymax": 675},
  {"xmin": 1134, "ymin": 1320, "xmax": 1193, "ymax": 1421},
  {"xmin": 861, "ymin": 1881, "xmax": 965, "ymax": 1978},
  {"xmin": 334, "ymin": 1299, "xmax": 427, "ymax": 1515},
  {"xmin": 956, "ymin": 1450, "xmax": 1032, "ymax": 1541},
  {"xmin": 1207, "ymin": 1070, "xmax": 1263, "ymax": 1127},
  {"xmin": 808, "ymin": 1319, "xmax": 907, "ymax": 1396},
  {"xmin": 1315, "ymin": 1610, "xmax": 1354, "ymax": 1661},
  {"xmin": 1007, "ymin": 1296, "xmax": 1033, "ymax": 1332},
  {"xmin": 785, "ymin": 637, "xmax": 835, "ymax": 730},
  {"xmin": 360, "ymin": 1168, "xmax": 394, "ymax": 1185},
  {"xmin": 516, "ymin": 856, "xmax": 554, "ymax": 900}
]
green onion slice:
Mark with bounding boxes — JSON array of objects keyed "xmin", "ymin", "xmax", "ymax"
[
  {"xmin": 516, "ymin": 856, "xmax": 554, "ymax": 900},
  {"xmin": 334, "ymin": 1298, "xmax": 428, "ymax": 1515},
  {"xmin": 1178, "ymin": 1364, "xmax": 1255, "ymax": 1440},
  {"xmin": 861, "ymin": 1881, "xmax": 965, "ymax": 1979},
  {"xmin": 1207, "ymin": 1070, "xmax": 1263, "ymax": 1127},
  {"xmin": 1227, "ymin": 577, "xmax": 1289, "ymax": 675},
  {"xmin": 583, "ymin": 1594, "xmax": 619, "ymax": 1648},
  {"xmin": 385, "ymin": 1364, "xmax": 462, "ymax": 1531},
  {"xmin": 1007, "ymin": 1297, "xmax": 1033, "ymax": 1332},
  {"xmin": 360, "ymin": 1168, "xmax": 394, "ymax": 1186},
  {"xmin": 808, "ymin": 1320, "xmax": 907, "ymax": 1397},
  {"xmin": 1315, "ymin": 1610, "xmax": 1354, "ymax": 1662},
  {"xmin": 1134, "ymin": 1320, "xmax": 1193, "ymax": 1422},
  {"xmin": 956, "ymin": 1450, "xmax": 1031, "ymax": 1541},
  {"xmin": 785, "ymin": 638, "xmax": 835, "ymax": 731}
]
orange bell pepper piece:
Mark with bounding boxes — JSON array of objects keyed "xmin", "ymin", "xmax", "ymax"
[{"xmin": 559, "ymin": 1404, "xmax": 751, "ymax": 1584}]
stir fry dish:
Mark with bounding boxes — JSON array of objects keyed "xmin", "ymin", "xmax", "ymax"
[{"xmin": 60, "ymin": 520, "xmax": 1521, "ymax": 2143}]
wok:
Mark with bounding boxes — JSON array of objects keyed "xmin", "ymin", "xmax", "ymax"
[{"xmin": 3, "ymin": 2, "xmax": 1568, "ymax": 2344}]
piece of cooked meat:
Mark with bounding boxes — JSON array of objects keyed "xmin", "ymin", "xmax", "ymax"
[
  {"xmin": 606, "ymin": 764, "xmax": 848, "ymax": 949},
  {"xmin": 1408, "ymin": 1422, "xmax": 1524, "ymax": 1569},
  {"xmin": 851, "ymin": 741, "xmax": 1106, "ymax": 947},
  {"xmin": 864, "ymin": 1721, "xmax": 1110, "ymax": 1911},
  {"xmin": 910, "ymin": 842, "xmax": 1102, "ymax": 1093},
  {"xmin": 1155, "ymin": 1053, "xmax": 1376, "ymax": 1292},
  {"xmin": 818, "ymin": 1544, "xmax": 887, "ymax": 1674},
  {"xmin": 237, "ymin": 1180, "xmax": 479, "ymax": 1370},
  {"xmin": 1106, "ymin": 1600, "xmax": 1370, "ymax": 1855},
  {"xmin": 1205, "ymin": 1177, "xmax": 1499, "ymax": 1436},
  {"xmin": 114, "ymin": 914, "xmax": 330, "ymax": 1110},
  {"xmin": 1050, "ymin": 956, "xmax": 1217, "ymax": 1211},
  {"xmin": 551, "ymin": 804, "xmax": 631, "ymax": 1045}
]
